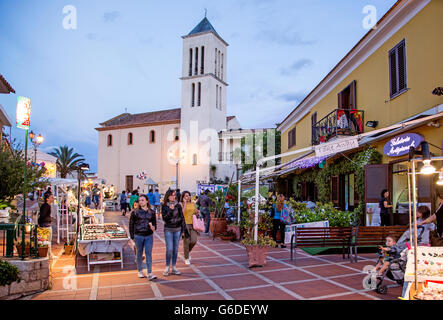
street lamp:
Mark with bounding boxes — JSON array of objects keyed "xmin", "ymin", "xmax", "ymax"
[
  {"xmin": 28, "ymin": 130, "xmax": 44, "ymax": 164},
  {"xmin": 169, "ymin": 149, "xmax": 186, "ymax": 189}
]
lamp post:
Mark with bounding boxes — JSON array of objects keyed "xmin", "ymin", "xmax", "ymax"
[
  {"xmin": 28, "ymin": 131, "xmax": 44, "ymax": 164},
  {"xmin": 168, "ymin": 149, "xmax": 186, "ymax": 189},
  {"xmin": 76, "ymin": 162, "xmax": 90, "ymax": 231},
  {"xmin": 28, "ymin": 131, "xmax": 44, "ymax": 198}
]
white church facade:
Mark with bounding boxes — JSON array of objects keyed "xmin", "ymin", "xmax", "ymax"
[{"xmin": 96, "ymin": 17, "xmax": 245, "ymax": 194}]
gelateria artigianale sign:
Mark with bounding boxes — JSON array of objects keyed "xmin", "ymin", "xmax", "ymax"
[{"xmin": 383, "ymin": 133, "xmax": 424, "ymax": 157}]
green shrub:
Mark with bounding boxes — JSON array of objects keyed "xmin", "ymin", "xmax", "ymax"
[{"xmin": 0, "ymin": 260, "xmax": 20, "ymax": 286}]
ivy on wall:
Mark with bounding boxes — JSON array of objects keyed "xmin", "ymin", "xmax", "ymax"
[{"xmin": 290, "ymin": 147, "xmax": 382, "ymax": 215}]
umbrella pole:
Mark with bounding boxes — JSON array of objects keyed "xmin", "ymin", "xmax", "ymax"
[
  {"xmin": 407, "ymin": 165, "xmax": 412, "ymax": 244},
  {"xmin": 238, "ymin": 179, "xmax": 241, "ymax": 224}
]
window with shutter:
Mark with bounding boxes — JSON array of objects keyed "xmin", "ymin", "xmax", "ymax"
[
  {"xmin": 364, "ymin": 164, "xmax": 391, "ymax": 202},
  {"xmin": 311, "ymin": 112, "xmax": 317, "ymax": 145},
  {"xmin": 389, "ymin": 39, "xmax": 407, "ymax": 98},
  {"xmin": 288, "ymin": 127, "xmax": 296, "ymax": 149},
  {"xmin": 331, "ymin": 176, "xmax": 339, "ymax": 206}
]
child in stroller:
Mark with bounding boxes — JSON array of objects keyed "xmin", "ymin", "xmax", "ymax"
[{"xmin": 367, "ymin": 226, "xmax": 426, "ymax": 294}]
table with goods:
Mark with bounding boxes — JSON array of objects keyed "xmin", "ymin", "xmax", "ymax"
[
  {"xmin": 78, "ymin": 223, "xmax": 130, "ymax": 271},
  {"xmin": 404, "ymin": 246, "xmax": 443, "ymax": 300}
]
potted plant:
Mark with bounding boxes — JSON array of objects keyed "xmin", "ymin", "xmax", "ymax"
[
  {"xmin": 15, "ymin": 240, "xmax": 31, "ymax": 256},
  {"xmin": 38, "ymin": 243, "xmax": 49, "ymax": 257},
  {"xmin": 208, "ymin": 189, "xmax": 228, "ymax": 238},
  {"xmin": 219, "ymin": 230, "xmax": 236, "ymax": 241},
  {"xmin": 241, "ymin": 234, "xmax": 277, "ymax": 268},
  {"xmin": 64, "ymin": 240, "xmax": 74, "ymax": 255},
  {"xmin": 227, "ymin": 222, "xmax": 241, "ymax": 240}
]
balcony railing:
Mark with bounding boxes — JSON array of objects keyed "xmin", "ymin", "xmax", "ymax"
[
  {"xmin": 312, "ymin": 109, "xmax": 364, "ymax": 145},
  {"xmin": 218, "ymin": 151, "xmax": 233, "ymax": 162}
]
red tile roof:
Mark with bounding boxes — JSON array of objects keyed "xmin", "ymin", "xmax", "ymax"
[
  {"xmin": 0, "ymin": 74, "xmax": 15, "ymax": 94},
  {"xmin": 99, "ymin": 108, "xmax": 181, "ymax": 128},
  {"xmin": 226, "ymin": 116, "xmax": 236, "ymax": 122}
]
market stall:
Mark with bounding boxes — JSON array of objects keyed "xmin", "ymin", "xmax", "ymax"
[
  {"xmin": 44, "ymin": 178, "xmax": 79, "ymax": 244},
  {"xmin": 77, "ymin": 223, "xmax": 130, "ymax": 271}
]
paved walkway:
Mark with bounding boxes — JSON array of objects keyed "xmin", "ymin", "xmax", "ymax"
[{"xmin": 30, "ymin": 211, "xmax": 402, "ymax": 300}]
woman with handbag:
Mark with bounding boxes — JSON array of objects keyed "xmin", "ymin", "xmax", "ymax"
[
  {"xmin": 271, "ymin": 194, "xmax": 287, "ymax": 248},
  {"xmin": 162, "ymin": 189, "xmax": 187, "ymax": 276},
  {"xmin": 180, "ymin": 191, "xmax": 200, "ymax": 265}
]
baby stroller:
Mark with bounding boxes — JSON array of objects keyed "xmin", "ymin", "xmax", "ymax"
[{"xmin": 367, "ymin": 226, "xmax": 425, "ymax": 294}]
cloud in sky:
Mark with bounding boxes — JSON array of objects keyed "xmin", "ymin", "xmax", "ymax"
[
  {"xmin": 281, "ymin": 58, "xmax": 313, "ymax": 76},
  {"xmin": 258, "ymin": 28, "xmax": 316, "ymax": 46},
  {"xmin": 103, "ymin": 11, "xmax": 121, "ymax": 23},
  {"xmin": 278, "ymin": 91, "xmax": 308, "ymax": 103}
]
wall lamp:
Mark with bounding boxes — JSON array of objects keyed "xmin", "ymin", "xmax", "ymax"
[
  {"xmin": 409, "ymin": 141, "xmax": 436, "ymax": 175},
  {"xmin": 366, "ymin": 120, "xmax": 378, "ymax": 128}
]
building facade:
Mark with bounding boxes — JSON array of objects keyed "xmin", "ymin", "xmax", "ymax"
[
  {"xmin": 276, "ymin": 0, "xmax": 443, "ymax": 225},
  {"xmin": 96, "ymin": 17, "xmax": 242, "ymax": 194}
]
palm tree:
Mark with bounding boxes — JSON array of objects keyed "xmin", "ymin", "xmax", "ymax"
[{"xmin": 49, "ymin": 145, "xmax": 85, "ymax": 178}]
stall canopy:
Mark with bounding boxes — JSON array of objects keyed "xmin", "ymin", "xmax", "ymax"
[
  {"xmin": 145, "ymin": 178, "xmax": 158, "ymax": 186},
  {"xmin": 41, "ymin": 178, "xmax": 78, "ymax": 186}
]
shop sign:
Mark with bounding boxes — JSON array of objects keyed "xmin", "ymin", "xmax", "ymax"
[
  {"xmin": 16, "ymin": 96, "xmax": 31, "ymax": 130},
  {"xmin": 314, "ymin": 137, "xmax": 359, "ymax": 158},
  {"xmin": 383, "ymin": 133, "xmax": 424, "ymax": 157}
]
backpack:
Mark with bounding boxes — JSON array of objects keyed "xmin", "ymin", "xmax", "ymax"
[{"xmin": 280, "ymin": 207, "xmax": 292, "ymax": 225}]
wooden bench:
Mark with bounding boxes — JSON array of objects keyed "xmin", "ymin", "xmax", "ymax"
[
  {"xmin": 290, "ymin": 227, "xmax": 353, "ymax": 262},
  {"xmin": 349, "ymin": 226, "xmax": 408, "ymax": 262}
]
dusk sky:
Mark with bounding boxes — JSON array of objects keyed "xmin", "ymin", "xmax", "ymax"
[{"xmin": 0, "ymin": 0, "xmax": 397, "ymax": 172}]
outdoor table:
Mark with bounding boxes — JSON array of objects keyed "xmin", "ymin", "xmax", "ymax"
[{"xmin": 78, "ymin": 224, "xmax": 129, "ymax": 272}]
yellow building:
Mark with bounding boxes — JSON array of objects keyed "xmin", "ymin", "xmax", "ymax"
[{"xmin": 276, "ymin": 0, "xmax": 443, "ymax": 225}]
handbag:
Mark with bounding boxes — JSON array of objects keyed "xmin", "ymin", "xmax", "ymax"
[
  {"xmin": 430, "ymin": 230, "xmax": 443, "ymax": 247},
  {"xmin": 280, "ymin": 207, "xmax": 292, "ymax": 225},
  {"xmin": 192, "ymin": 214, "xmax": 205, "ymax": 232}
]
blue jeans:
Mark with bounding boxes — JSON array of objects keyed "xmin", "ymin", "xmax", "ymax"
[
  {"xmin": 134, "ymin": 234, "xmax": 153, "ymax": 273},
  {"xmin": 164, "ymin": 230, "xmax": 181, "ymax": 267},
  {"xmin": 201, "ymin": 207, "xmax": 210, "ymax": 233}
]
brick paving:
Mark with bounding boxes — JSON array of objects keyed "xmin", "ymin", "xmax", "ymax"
[{"xmin": 30, "ymin": 211, "xmax": 403, "ymax": 300}]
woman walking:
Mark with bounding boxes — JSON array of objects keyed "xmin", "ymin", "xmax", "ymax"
[
  {"xmin": 180, "ymin": 191, "xmax": 199, "ymax": 265},
  {"xmin": 271, "ymin": 194, "xmax": 287, "ymax": 248},
  {"xmin": 162, "ymin": 189, "xmax": 187, "ymax": 276},
  {"xmin": 129, "ymin": 195, "xmax": 157, "ymax": 280},
  {"xmin": 38, "ymin": 192, "xmax": 54, "ymax": 258}
]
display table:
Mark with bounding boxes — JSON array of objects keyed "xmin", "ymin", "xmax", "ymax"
[
  {"xmin": 404, "ymin": 246, "xmax": 443, "ymax": 300},
  {"xmin": 78, "ymin": 223, "xmax": 129, "ymax": 271}
]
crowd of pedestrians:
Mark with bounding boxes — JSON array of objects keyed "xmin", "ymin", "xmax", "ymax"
[{"xmin": 125, "ymin": 187, "xmax": 212, "ymax": 280}]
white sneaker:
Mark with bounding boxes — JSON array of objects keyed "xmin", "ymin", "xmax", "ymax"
[
  {"xmin": 148, "ymin": 273, "xmax": 157, "ymax": 281},
  {"xmin": 138, "ymin": 271, "xmax": 145, "ymax": 278},
  {"xmin": 184, "ymin": 259, "xmax": 191, "ymax": 265},
  {"xmin": 172, "ymin": 267, "xmax": 181, "ymax": 275},
  {"xmin": 163, "ymin": 267, "xmax": 170, "ymax": 276}
]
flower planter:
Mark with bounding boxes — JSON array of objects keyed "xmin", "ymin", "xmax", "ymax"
[
  {"xmin": 64, "ymin": 244, "xmax": 74, "ymax": 255},
  {"xmin": 38, "ymin": 247, "xmax": 48, "ymax": 257},
  {"xmin": 227, "ymin": 225, "xmax": 241, "ymax": 241},
  {"xmin": 16, "ymin": 245, "xmax": 31, "ymax": 256},
  {"xmin": 245, "ymin": 245, "xmax": 269, "ymax": 268},
  {"xmin": 209, "ymin": 218, "xmax": 227, "ymax": 238},
  {"xmin": 220, "ymin": 234, "xmax": 236, "ymax": 241}
]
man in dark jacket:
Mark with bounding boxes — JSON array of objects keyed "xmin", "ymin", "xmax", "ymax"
[
  {"xmin": 129, "ymin": 195, "xmax": 157, "ymax": 280},
  {"xmin": 196, "ymin": 189, "xmax": 213, "ymax": 234}
]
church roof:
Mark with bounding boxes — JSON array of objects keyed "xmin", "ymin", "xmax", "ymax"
[
  {"xmin": 188, "ymin": 17, "xmax": 219, "ymax": 37},
  {"xmin": 98, "ymin": 108, "xmax": 181, "ymax": 129},
  {"xmin": 0, "ymin": 73, "xmax": 15, "ymax": 94}
]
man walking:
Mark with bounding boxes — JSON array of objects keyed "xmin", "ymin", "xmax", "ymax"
[
  {"xmin": 153, "ymin": 189, "xmax": 161, "ymax": 218},
  {"xmin": 196, "ymin": 189, "xmax": 213, "ymax": 235},
  {"xmin": 147, "ymin": 189, "xmax": 155, "ymax": 210}
]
